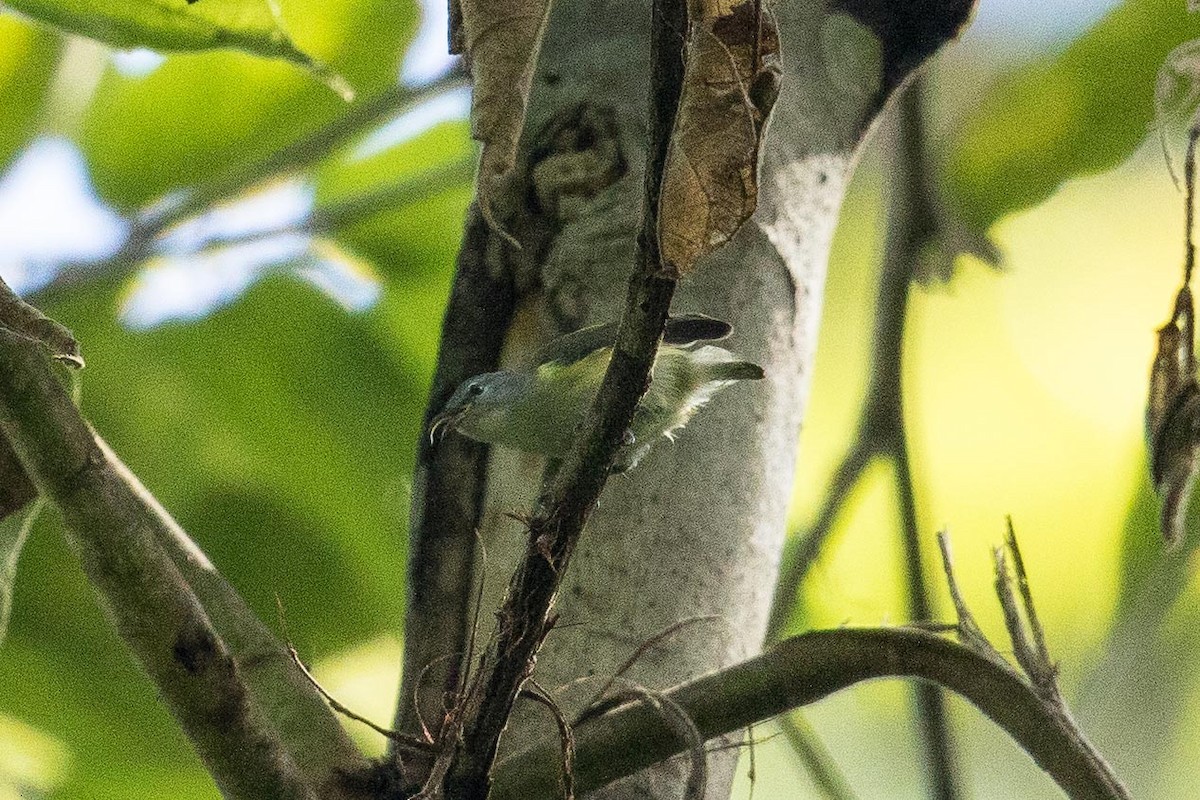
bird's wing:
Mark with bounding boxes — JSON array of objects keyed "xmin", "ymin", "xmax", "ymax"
[
  {"xmin": 535, "ymin": 314, "xmax": 732, "ymax": 367},
  {"xmin": 662, "ymin": 314, "xmax": 732, "ymax": 346}
]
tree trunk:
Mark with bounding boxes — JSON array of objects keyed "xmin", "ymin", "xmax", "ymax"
[{"xmin": 403, "ymin": 2, "xmax": 973, "ymax": 797}]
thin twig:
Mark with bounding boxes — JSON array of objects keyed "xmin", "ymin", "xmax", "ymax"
[
  {"xmin": 746, "ymin": 722, "xmax": 757, "ymax": 800},
  {"xmin": 585, "ymin": 615, "xmax": 723, "ymax": 713},
  {"xmin": 427, "ymin": 2, "xmax": 689, "ymax": 797},
  {"xmin": 877, "ymin": 81, "xmax": 962, "ymax": 800},
  {"xmin": 765, "ymin": 77, "xmax": 965, "ymax": 800},
  {"xmin": 896, "ymin": 439, "xmax": 960, "ymax": 800},
  {"xmin": 1004, "ymin": 518, "xmax": 1051, "ymax": 668},
  {"xmin": 167, "ymin": 156, "xmax": 478, "ymax": 257},
  {"xmin": 30, "ymin": 72, "xmax": 471, "ymax": 303},
  {"xmin": 766, "ymin": 440, "xmax": 875, "ymax": 642},
  {"xmin": 935, "ymin": 531, "xmax": 995, "ymax": 658},
  {"xmin": 777, "ymin": 715, "xmax": 859, "ymax": 800},
  {"xmin": 521, "ymin": 680, "xmax": 577, "ymax": 800},
  {"xmin": 284, "ymin": 638, "xmax": 434, "ymax": 753},
  {"xmin": 311, "ymin": 157, "xmax": 476, "ymax": 232},
  {"xmin": 992, "ymin": 548, "xmax": 1036, "ymax": 678},
  {"xmin": 1184, "ymin": 125, "xmax": 1199, "ymax": 285},
  {"xmin": 139, "ymin": 70, "xmax": 469, "ymax": 237}
]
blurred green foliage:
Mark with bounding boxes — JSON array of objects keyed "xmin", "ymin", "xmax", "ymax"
[
  {"xmin": 0, "ymin": 17, "xmax": 58, "ymax": 168},
  {"xmin": 80, "ymin": 0, "xmax": 416, "ymax": 206},
  {"xmin": 944, "ymin": 0, "xmax": 1200, "ymax": 230},
  {"xmin": 0, "ymin": 1, "xmax": 470, "ymax": 795}
]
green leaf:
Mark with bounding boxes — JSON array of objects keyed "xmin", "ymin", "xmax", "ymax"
[
  {"xmin": 943, "ymin": 0, "xmax": 1200, "ymax": 229},
  {"xmin": 0, "ymin": 15, "xmax": 60, "ymax": 170},
  {"xmin": 79, "ymin": 0, "xmax": 416, "ymax": 206},
  {"xmin": 2, "ymin": 0, "xmax": 348, "ymax": 93}
]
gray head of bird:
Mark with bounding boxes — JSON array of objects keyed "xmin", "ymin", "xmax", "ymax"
[{"xmin": 428, "ymin": 370, "xmax": 535, "ymax": 445}]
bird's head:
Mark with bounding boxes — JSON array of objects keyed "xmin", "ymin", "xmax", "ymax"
[{"xmin": 428, "ymin": 371, "xmax": 531, "ymax": 445}]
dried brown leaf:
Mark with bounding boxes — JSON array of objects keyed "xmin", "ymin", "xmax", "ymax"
[
  {"xmin": 658, "ymin": 0, "xmax": 781, "ymax": 276},
  {"xmin": 1148, "ymin": 288, "xmax": 1200, "ymax": 545},
  {"xmin": 458, "ymin": 0, "xmax": 553, "ymax": 242}
]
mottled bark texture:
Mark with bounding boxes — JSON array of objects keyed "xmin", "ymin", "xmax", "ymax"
[{"xmin": 401, "ymin": 2, "xmax": 973, "ymax": 798}]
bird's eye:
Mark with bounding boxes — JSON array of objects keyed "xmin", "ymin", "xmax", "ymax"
[{"xmin": 467, "ymin": 383, "xmax": 484, "ymax": 397}]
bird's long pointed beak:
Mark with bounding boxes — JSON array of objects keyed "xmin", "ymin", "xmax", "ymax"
[{"xmin": 428, "ymin": 405, "xmax": 468, "ymax": 445}]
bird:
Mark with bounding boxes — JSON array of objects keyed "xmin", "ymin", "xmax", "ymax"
[{"xmin": 428, "ymin": 314, "xmax": 764, "ymax": 472}]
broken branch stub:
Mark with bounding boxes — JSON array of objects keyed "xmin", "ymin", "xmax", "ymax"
[
  {"xmin": 658, "ymin": 0, "xmax": 781, "ymax": 276},
  {"xmin": 0, "ymin": 278, "xmax": 75, "ymax": 521},
  {"xmin": 456, "ymin": 0, "xmax": 553, "ymax": 242},
  {"xmin": 0, "ymin": 277, "xmax": 82, "ymax": 368}
]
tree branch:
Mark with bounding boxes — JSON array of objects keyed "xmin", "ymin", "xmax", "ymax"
[
  {"xmin": 777, "ymin": 714, "xmax": 859, "ymax": 800},
  {"xmin": 491, "ymin": 628, "xmax": 1129, "ymax": 800},
  {"xmin": 92, "ymin": 436, "xmax": 371, "ymax": 797},
  {"xmin": 425, "ymin": 2, "xmax": 688, "ymax": 796},
  {"xmin": 392, "ymin": 206, "xmax": 517, "ymax": 772},
  {"xmin": 147, "ymin": 157, "xmax": 477, "ymax": 259},
  {"xmin": 138, "ymin": 69, "xmax": 470, "ymax": 237},
  {"xmin": 765, "ymin": 439, "xmax": 874, "ymax": 642},
  {"xmin": 0, "ymin": 328, "xmax": 323, "ymax": 800}
]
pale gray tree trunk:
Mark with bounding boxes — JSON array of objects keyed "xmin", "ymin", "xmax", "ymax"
[{"xmin": 407, "ymin": 2, "xmax": 973, "ymax": 798}]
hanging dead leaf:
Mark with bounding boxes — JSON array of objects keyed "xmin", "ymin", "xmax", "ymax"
[
  {"xmin": 454, "ymin": 0, "xmax": 553, "ymax": 244},
  {"xmin": 1148, "ymin": 287, "xmax": 1200, "ymax": 546},
  {"xmin": 0, "ymin": 277, "xmax": 83, "ymax": 368},
  {"xmin": 658, "ymin": 0, "xmax": 782, "ymax": 276}
]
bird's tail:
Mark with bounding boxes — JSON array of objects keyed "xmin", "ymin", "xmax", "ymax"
[{"xmin": 691, "ymin": 345, "xmax": 765, "ymax": 382}]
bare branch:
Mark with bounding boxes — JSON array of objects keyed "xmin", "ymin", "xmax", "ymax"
[
  {"xmin": 30, "ymin": 71, "xmax": 470, "ymax": 303},
  {"xmin": 777, "ymin": 715, "xmax": 858, "ymax": 800},
  {"xmin": 492, "ymin": 628, "xmax": 1130, "ymax": 800},
  {"xmin": 282, "ymin": 634, "xmax": 433, "ymax": 754},
  {"xmin": 935, "ymin": 531, "xmax": 998, "ymax": 659},
  {"xmin": 94, "ymin": 437, "xmax": 371, "ymax": 796},
  {"xmin": 0, "ymin": 328, "xmax": 320, "ymax": 800},
  {"xmin": 394, "ymin": 206, "xmax": 517, "ymax": 770},
  {"xmin": 585, "ymin": 615, "xmax": 723, "ymax": 713},
  {"xmin": 139, "ymin": 69, "xmax": 470, "ymax": 236},
  {"xmin": 768, "ymin": 77, "xmax": 963, "ymax": 800}
]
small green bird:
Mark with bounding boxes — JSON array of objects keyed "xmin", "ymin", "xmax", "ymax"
[{"xmin": 429, "ymin": 315, "xmax": 764, "ymax": 471}]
